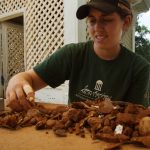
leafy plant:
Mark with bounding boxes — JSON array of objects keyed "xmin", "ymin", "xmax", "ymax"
[{"xmin": 135, "ymin": 16, "xmax": 150, "ymax": 62}]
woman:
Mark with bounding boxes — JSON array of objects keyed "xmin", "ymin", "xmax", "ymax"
[{"xmin": 6, "ymin": 0, "xmax": 150, "ymax": 111}]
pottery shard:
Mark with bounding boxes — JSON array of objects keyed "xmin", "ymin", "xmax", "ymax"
[
  {"xmin": 139, "ymin": 117, "xmax": 150, "ymax": 136},
  {"xmin": 116, "ymin": 113, "xmax": 136, "ymax": 125}
]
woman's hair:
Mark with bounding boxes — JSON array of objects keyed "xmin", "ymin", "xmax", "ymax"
[{"xmin": 116, "ymin": 7, "xmax": 133, "ymax": 20}]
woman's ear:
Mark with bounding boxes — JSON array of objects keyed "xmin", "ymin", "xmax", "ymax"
[{"xmin": 123, "ymin": 15, "xmax": 132, "ymax": 31}]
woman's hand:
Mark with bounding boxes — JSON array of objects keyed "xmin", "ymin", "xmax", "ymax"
[{"xmin": 6, "ymin": 73, "xmax": 34, "ymax": 111}]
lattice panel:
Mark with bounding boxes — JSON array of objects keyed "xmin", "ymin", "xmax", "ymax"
[
  {"xmin": 0, "ymin": 0, "xmax": 64, "ymax": 70},
  {"xmin": 25, "ymin": 0, "xmax": 64, "ymax": 70},
  {"xmin": 7, "ymin": 23, "xmax": 24, "ymax": 80},
  {"xmin": 0, "ymin": 0, "xmax": 27, "ymax": 15}
]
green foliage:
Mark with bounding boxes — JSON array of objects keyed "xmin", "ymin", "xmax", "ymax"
[
  {"xmin": 135, "ymin": 16, "xmax": 150, "ymax": 62},
  {"xmin": 135, "ymin": 16, "xmax": 150, "ymax": 106}
]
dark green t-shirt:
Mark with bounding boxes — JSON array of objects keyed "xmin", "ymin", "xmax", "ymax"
[{"xmin": 34, "ymin": 41, "xmax": 150, "ymax": 106}]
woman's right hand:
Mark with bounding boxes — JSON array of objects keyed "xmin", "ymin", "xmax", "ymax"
[{"xmin": 6, "ymin": 72, "xmax": 35, "ymax": 111}]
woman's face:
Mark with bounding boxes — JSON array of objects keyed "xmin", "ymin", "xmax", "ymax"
[{"xmin": 87, "ymin": 8, "xmax": 130, "ymax": 50}]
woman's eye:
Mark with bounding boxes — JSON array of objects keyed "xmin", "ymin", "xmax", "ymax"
[
  {"xmin": 103, "ymin": 19, "xmax": 112, "ymax": 22},
  {"xmin": 103, "ymin": 19, "xmax": 113, "ymax": 23},
  {"xmin": 88, "ymin": 20, "xmax": 96, "ymax": 24},
  {"xmin": 87, "ymin": 18, "xmax": 113, "ymax": 26}
]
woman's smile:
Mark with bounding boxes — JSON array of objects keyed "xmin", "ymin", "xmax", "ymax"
[{"xmin": 95, "ymin": 33, "xmax": 107, "ymax": 43}]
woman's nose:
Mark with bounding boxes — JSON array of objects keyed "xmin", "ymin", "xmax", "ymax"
[{"xmin": 94, "ymin": 21, "xmax": 105, "ymax": 30}]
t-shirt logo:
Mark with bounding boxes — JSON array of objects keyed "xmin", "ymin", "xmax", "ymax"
[
  {"xmin": 76, "ymin": 80, "xmax": 110, "ymax": 100},
  {"xmin": 94, "ymin": 80, "xmax": 103, "ymax": 91}
]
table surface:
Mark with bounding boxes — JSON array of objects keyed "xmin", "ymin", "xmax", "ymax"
[
  {"xmin": 0, "ymin": 103, "xmax": 149, "ymax": 150},
  {"xmin": 0, "ymin": 126, "xmax": 149, "ymax": 150}
]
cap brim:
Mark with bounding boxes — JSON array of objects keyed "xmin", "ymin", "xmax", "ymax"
[
  {"xmin": 76, "ymin": 5, "xmax": 90, "ymax": 20},
  {"xmin": 76, "ymin": 2, "xmax": 117, "ymax": 20}
]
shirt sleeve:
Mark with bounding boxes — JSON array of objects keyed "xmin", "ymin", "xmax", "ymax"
[{"xmin": 33, "ymin": 44, "xmax": 72, "ymax": 88}]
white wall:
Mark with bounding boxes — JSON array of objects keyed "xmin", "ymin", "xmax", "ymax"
[{"xmin": 64, "ymin": 0, "xmax": 87, "ymax": 44}]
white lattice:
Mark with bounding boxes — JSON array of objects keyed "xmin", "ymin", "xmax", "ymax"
[
  {"xmin": 2, "ymin": 23, "xmax": 24, "ymax": 82},
  {"xmin": 7, "ymin": 23, "xmax": 24, "ymax": 79},
  {"xmin": 0, "ymin": 0, "xmax": 27, "ymax": 15},
  {"xmin": 0, "ymin": 0, "xmax": 64, "ymax": 70},
  {"xmin": 25, "ymin": 0, "xmax": 64, "ymax": 69}
]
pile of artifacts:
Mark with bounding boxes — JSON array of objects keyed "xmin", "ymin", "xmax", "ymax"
[{"xmin": 0, "ymin": 99, "xmax": 150, "ymax": 150}]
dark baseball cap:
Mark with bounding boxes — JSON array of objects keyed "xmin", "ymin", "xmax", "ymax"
[{"xmin": 76, "ymin": 0, "xmax": 131, "ymax": 19}]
